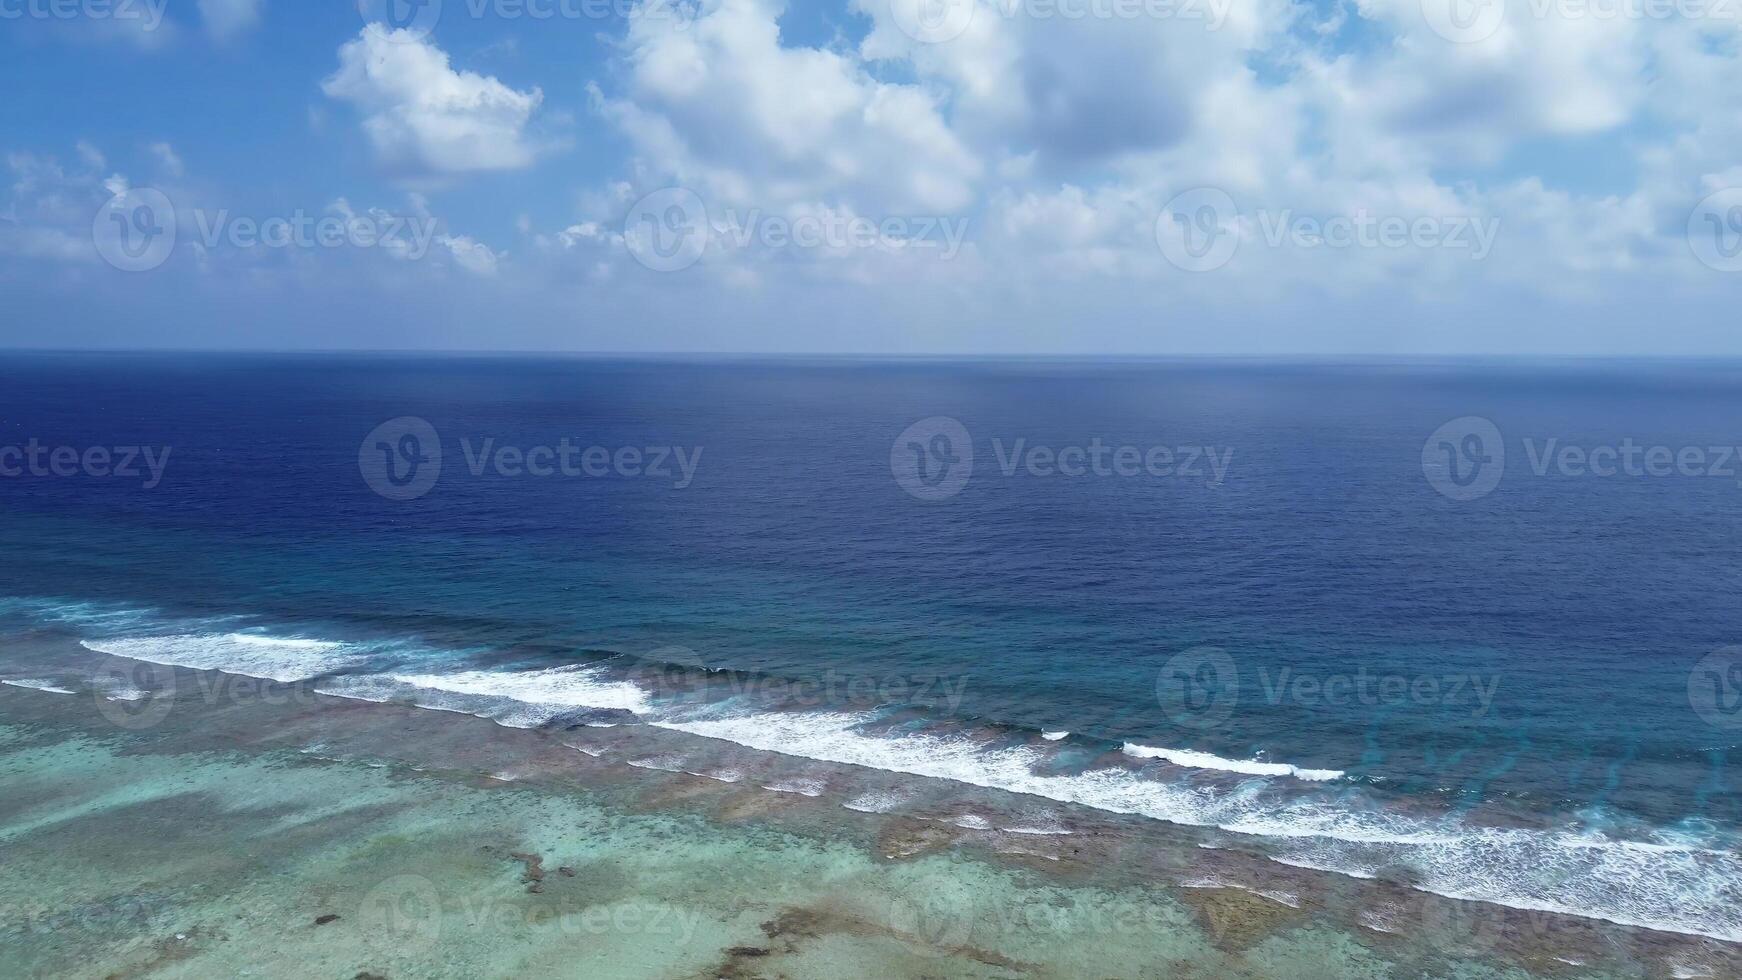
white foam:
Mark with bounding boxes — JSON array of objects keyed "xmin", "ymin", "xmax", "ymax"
[
  {"xmin": 81, "ymin": 633, "xmax": 362, "ymax": 683},
  {"xmin": 627, "ymin": 758, "xmax": 744, "ymax": 783},
  {"xmin": 317, "ymin": 665, "xmax": 652, "ymax": 728},
  {"xmin": 1122, "ymin": 743, "xmax": 1344, "ymax": 782},
  {"xmin": 625, "ymin": 756, "xmax": 685, "ymax": 774},
  {"xmin": 383, "ymin": 666, "xmax": 651, "ymax": 714},
  {"xmin": 2, "ymin": 679, "xmax": 75, "ymax": 695},
  {"xmin": 1358, "ymin": 906, "xmax": 1405, "ymax": 935},
  {"xmin": 1270, "ymin": 855, "xmax": 1376, "ymax": 879},
  {"xmin": 843, "ymin": 788, "xmax": 912, "ymax": 813},
  {"xmin": 952, "ymin": 814, "xmax": 994, "ymax": 830},
  {"xmin": 763, "ymin": 778, "xmax": 826, "ymax": 797},
  {"xmin": 1183, "ymin": 878, "xmax": 1301, "ymax": 908},
  {"xmin": 653, "ymin": 711, "xmax": 1742, "ymax": 943}
]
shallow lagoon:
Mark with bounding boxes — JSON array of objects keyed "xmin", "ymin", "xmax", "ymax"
[{"xmin": 2, "ymin": 640, "xmax": 1736, "ymax": 979}]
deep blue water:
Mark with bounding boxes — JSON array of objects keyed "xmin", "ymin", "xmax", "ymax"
[{"xmin": 2, "ymin": 353, "xmax": 1740, "ymax": 938}]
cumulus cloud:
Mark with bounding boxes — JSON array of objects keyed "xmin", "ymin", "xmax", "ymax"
[
  {"xmin": 13, "ymin": 0, "xmax": 1742, "ymax": 352},
  {"xmin": 597, "ymin": 0, "xmax": 982, "ymax": 214},
  {"xmin": 506, "ymin": 0, "xmax": 1742, "ymax": 350},
  {"xmin": 323, "ymin": 28, "xmax": 546, "ymax": 177},
  {"xmin": 0, "ymin": 148, "xmax": 112, "ymax": 264}
]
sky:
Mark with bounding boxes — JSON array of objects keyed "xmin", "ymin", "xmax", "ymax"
[{"xmin": 1, "ymin": 0, "xmax": 1741, "ymax": 354}]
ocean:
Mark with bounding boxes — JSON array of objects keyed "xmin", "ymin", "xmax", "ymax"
[{"xmin": 2, "ymin": 352, "xmax": 1740, "ymax": 958}]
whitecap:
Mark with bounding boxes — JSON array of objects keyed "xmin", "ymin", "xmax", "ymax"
[
  {"xmin": 1, "ymin": 679, "xmax": 75, "ymax": 695},
  {"xmin": 82, "ymin": 633, "xmax": 363, "ymax": 683},
  {"xmin": 317, "ymin": 665, "xmax": 652, "ymax": 728},
  {"xmin": 652, "ymin": 710, "xmax": 1742, "ymax": 942},
  {"xmin": 1122, "ymin": 743, "xmax": 1344, "ymax": 782}
]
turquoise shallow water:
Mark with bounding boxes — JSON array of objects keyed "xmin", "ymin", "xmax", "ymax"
[
  {"xmin": 2, "ymin": 354, "xmax": 1741, "ymax": 957},
  {"xmin": 3, "ymin": 664, "xmax": 1716, "ymax": 980}
]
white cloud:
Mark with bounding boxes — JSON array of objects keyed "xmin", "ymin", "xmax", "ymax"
[
  {"xmin": 1, "ymin": 150, "xmax": 104, "ymax": 263},
  {"xmin": 521, "ymin": 0, "xmax": 1742, "ymax": 352},
  {"xmin": 323, "ymin": 28, "xmax": 546, "ymax": 176},
  {"xmin": 598, "ymin": 0, "xmax": 981, "ymax": 214},
  {"xmin": 438, "ymin": 235, "xmax": 502, "ymax": 276},
  {"xmin": 198, "ymin": 0, "xmax": 265, "ymax": 41},
  {"xmin": 149, "ymin": 142, "xmax": 185, "ymax": 178}
]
